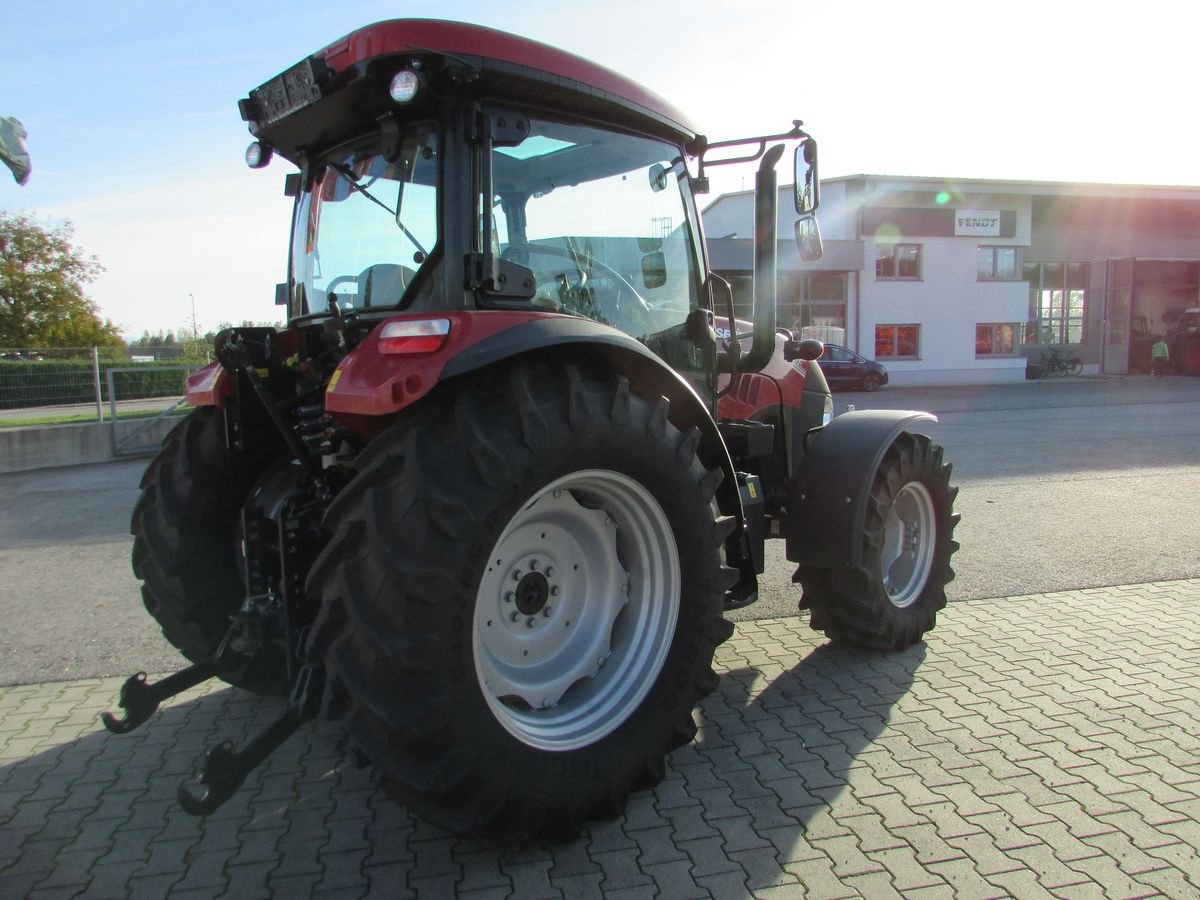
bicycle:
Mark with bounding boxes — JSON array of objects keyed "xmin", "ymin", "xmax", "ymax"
[{"xmin": 1038, "ymin": 347, "xmax": 1082, "ymax": 377}]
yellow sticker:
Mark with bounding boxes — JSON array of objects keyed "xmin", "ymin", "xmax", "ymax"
[
  {"xmin": 747, "ymin": 481, "xmax": 758, "ymax": 499},
  {"xmin": 327, "ymin": 366, "xmax": 343, "ymax": 392}
]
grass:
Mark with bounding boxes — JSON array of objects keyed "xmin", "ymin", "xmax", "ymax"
[{"xmin": 0, "ymin": 408, "xmax": 185, "ymax": 429}]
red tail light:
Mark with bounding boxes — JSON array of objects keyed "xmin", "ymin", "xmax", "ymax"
[{"xmin": 377, "ymin": 318, "xmax": 451, "ymax": 354}]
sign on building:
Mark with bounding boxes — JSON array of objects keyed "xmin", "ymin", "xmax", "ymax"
[{"xmin": 954, "ymin": 209, "xmax": 1002, "ymax": 236}]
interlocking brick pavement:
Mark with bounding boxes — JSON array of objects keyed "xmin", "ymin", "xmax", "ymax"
[{"xmin": 2, "ymin": 579, "xmax": 1198, "ymax": 898}]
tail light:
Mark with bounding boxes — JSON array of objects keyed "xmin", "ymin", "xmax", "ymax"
[{"xmin": 377, "ymin": 318, "xmax": 451, "ymax": 354}]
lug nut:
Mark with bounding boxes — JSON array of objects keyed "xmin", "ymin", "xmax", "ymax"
[
  {"xmin": 526, "ymin": 617, "xmax": 536, "ymax": 628},
  {"xmin": 504, "ymin": 591, "xmax": 515, "ymax": 603},
  {"xmin": 543, "ymin": 607, "xmax": 552, "ymax": 617}
]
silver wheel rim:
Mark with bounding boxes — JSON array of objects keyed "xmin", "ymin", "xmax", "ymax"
[
  {"xmin": 881, "ymin": 481, "xmax": 936, "ymax": 609},
  {"xmin": 473, "ymin": 469, "xmax": 680, "ymax": 751}
]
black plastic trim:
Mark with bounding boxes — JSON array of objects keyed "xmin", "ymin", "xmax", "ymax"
[{"xmin": 786, "ymin": 410, "xmax": 936, "ymax": 570}]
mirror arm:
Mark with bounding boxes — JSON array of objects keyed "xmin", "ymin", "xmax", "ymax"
[{"xmin": 697, "ymin": 120, "xmax": 809, "ymax": 188}]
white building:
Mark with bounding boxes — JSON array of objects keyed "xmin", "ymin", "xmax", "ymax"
[{"xmin": 702, "ymin": 175, "xmax": 1200, "ymax": 385}]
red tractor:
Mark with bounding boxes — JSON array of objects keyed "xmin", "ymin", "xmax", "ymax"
[{"xmin": 105, "ymin": 20, "xmax": 959, "ymax": 839}]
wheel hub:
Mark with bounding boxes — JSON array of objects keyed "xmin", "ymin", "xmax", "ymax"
[
  {"xmin": 473, "ymin": 469, "xmax": 680, "ymax": 751},
  {"xmin": 514, "ymin": 570, "xmax": 551, "ymax": 616},
  {"xmin": 881, "ymin": 481, "xmax": 937, "ymax": 609}
]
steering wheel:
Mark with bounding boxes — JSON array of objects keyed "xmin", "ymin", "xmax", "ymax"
[{"xmin": 501, "ymin": 242, "xmax": 656, "ymax": 335}]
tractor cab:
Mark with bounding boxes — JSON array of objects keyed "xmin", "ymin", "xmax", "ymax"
[{"xmin": 240, "ymin": 19, "xmax": 820, "ymax": 408}]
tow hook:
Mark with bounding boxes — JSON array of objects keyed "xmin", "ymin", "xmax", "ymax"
[
  {"xmin": 100, "ymin": 659, "xmax": 222, "ymax": 734},
  {"xmin": 177, "ymin": 663, "xmax": 323, "ymax": 815},
  {"xmin": 100, "ymin": 600, "xmax": 269, "ymax": 735},
  {"xmin": 101, "ymin": 600, "xmax": 324, "ymax": 815}
]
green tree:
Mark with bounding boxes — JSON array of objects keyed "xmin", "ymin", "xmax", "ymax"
[{"xmin": 0, "ymin": 211, "xmax": 123, "ymax": 349}]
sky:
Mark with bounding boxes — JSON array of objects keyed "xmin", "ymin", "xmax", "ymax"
[{"xmin": 2, "ymin": 0, "xmax": 1196, "ymax": 339}]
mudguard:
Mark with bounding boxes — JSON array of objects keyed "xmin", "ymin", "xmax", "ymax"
[
  {"xmin": 786, "ymin": 409, "xmax": 937, "ymax": 570},
  {"xmin": 435, "ymin": 314, "xmax": 747, "ymax": 534},
  {"xmin": 185, "ymin": 362, "xmax": 231, "ymax": 407}
]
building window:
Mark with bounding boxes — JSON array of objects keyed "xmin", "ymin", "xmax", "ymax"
[
  {"xmin": 876, "ymin": 244, "xmax": 921, "ymax": 279},
  {"xmin": 725, "ymin": 272, "xmax": 753, "ymax": 321},
  {"xmin": 976, "ymin": 323, "xmax": 1021, "ymax": 356},
  {"xmin": 977, "ymin": 246, "xmax": 1018, "ymax": 281},
  {"xmin": 876, "ymin": 324, "xmax": 920, "ymax": 358},
  {"xmin": 1024, "ymin": 261, "xmax": 1087, "ymax": 344},
  {"xmin": 778, "ymin": 272, "xmax": 848, "ymax": 344}
]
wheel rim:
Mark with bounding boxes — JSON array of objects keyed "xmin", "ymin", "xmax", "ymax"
[
  {"xmin": 473, "ymin": 469, "xmax": 680, "ymax": 751},
  {"xmin": 880, "ymin": 481, "xmax": 936, "ymax": 609}
]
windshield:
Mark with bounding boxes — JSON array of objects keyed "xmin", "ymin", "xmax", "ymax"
[
  {"xmin": 290, "ymin": 124, "xmax": 439, "ymax": 315},
  {"xmin": 489, "ymin": 119, "xmax": 703, "ymax": 342}
]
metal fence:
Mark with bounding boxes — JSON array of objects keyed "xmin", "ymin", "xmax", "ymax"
[{"xmin": 0, "ymin": 346, "xmax": 207, "ymax": 423}]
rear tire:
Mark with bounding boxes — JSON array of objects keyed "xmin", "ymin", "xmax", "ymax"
[
  {"xmin": 796, "ymin": 433, "xmax": 959, "ymax": 650},
  {"xmin": 131, "ymin": 406, "xmax": 287, "ymax": 693},
  {"xmin": 306, "ymin": 363, "xmax": 735, "ymax": 840}
]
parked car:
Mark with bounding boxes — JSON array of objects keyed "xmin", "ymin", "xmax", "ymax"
[{"xmin": 818, "ymin": 344, "xmax": 889, "ymax": 391}]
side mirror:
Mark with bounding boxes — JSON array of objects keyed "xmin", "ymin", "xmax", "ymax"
[
  {"xmin": 795, "ymin": 216, "xmax": 823, "ymax": 262},
  {"xmin": 784, "ymin": 338, "xmax": 824, "ymax": 361},
  {"xmin": 641, "ymin": 251, "xmax": 667, "ymax": 289},
  {"xmin": 794, "ymin": 139, "xmax": 819, "ymax": 215}
]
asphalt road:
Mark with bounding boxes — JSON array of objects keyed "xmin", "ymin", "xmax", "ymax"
[{"xmin": 1, "ymin": 374, "xmax": 1197, "ymax": 686}]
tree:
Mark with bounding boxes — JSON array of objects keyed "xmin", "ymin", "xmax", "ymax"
[{"xmin": 0, "ymin": 211, "xmax": 123, "ymax": 349}]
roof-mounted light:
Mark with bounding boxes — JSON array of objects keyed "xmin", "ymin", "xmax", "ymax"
[
  {"xmin": 388, "ymin": 70, "xmax": 421, "ymax": 104},
  {"xmin": 378, "ymin": 318, "xmax": 451, "ymax": 355},
  {"xmin": 245, "ymin": 141, "xmax": 273, "ymax": 169}
]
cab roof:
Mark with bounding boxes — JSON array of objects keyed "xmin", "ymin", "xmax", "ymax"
[{"xmin": 314, "ymin": 19, "xmax": 701, "ymax": 143}]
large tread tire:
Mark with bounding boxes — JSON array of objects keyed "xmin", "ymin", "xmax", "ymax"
[
  {"xmin": 131, "ymin": 406, "xmax": 286, "ymax": 693},
  {"xmin": 306, "ymin": 362, "xmax": 735, "ymax": 841},
  {"xmin": 795, "ymin": 432, "xmax": 959, "ymax": 650}
]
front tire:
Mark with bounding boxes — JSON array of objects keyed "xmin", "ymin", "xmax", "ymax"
[
  {"xmin": 306, "ymin": 363, "xmax": 735, "ymax": 840},
  {"xmin": 796, "ymin": 433, "xmax": 958, "ymax": 650}
]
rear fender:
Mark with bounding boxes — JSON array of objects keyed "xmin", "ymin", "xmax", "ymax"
[
  {"xmin": 438, "ymin": 315, "xmax": 743, "ymax": 524},
  {"xmin": 786, "ymin": 410, "xmax": 937, "ymax": 570},
  {"xmin": 186, "ymin": 362, "xmax": 231, "ymax": 407},
  {"xmin": 324, "ymin": 311, "xmax": 556, "ymax": 418}
]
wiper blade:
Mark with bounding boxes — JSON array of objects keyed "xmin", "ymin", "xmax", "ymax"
[{"xmin": 329, "ymin": 163, "xmax": 428, "ymax": 256}]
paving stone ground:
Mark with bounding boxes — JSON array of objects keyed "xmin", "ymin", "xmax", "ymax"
[{"xmin": 2, "ymin": 580, "xmax": 1198, "ymax": 899}]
